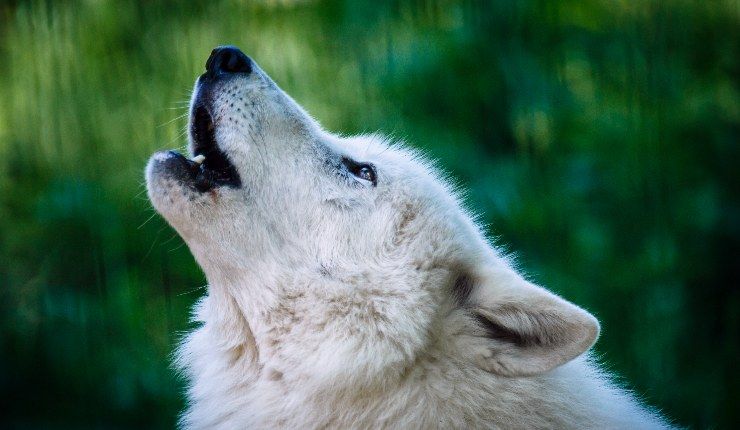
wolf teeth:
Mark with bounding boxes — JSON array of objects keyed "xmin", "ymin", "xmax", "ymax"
[{"xmin": 192, "ymin": 155, "xmax": 206, "ymax": 165}]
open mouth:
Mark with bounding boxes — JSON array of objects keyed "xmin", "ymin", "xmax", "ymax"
[{"xmin": 188, "ymin": 104, "xmax": 241, "ymax": 191}]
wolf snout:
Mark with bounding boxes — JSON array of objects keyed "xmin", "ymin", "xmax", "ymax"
[{"xmin": 205, "ymin": 45, "xmax": 252, "ymax": 78}]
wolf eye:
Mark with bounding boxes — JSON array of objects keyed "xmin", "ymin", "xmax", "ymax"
[
  {"xmin": 342, "ymin": 158, "xmax": 377, "ymax": 186},
  {"xmin": 356, "ymin": 165, "xmax": 375, "ymax": 182}
]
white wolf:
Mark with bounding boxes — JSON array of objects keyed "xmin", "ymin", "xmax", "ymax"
[{"xmin": 146, "ymin": 46, "xmax": 673, "ymax": 429}]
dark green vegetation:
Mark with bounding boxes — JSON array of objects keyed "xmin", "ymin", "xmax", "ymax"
[{"xmin": 1, "ymin": 0, "xmax": 737, "ymax": 427}]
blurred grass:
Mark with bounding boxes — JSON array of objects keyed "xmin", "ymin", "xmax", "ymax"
[{"xmin": 0, "ymin": 0, "xmax": 738, "ymax": 427}]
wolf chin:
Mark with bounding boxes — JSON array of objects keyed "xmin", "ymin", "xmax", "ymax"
[{"xmin": 146, "ymin": 46, "xmax": 673, "ymax": 429}]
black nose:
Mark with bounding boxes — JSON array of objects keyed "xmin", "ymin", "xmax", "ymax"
[{"xmin": 205, "ymin": 46, "xmax": 252, "ymax": 77}]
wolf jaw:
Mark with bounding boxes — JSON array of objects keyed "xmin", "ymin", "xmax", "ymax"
[{"xmin": 146, "ymin": 46, "xmax": 674, "ymax": 429}]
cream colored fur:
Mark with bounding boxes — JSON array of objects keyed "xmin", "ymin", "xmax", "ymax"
[{"xmin": 146, "ymin": 55, "xmax": 673, "ymax": 429}]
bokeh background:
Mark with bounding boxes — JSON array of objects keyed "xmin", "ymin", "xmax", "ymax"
[{"xmin": 1, "ymin": 0, "xmax": 738, "ymax": 428}]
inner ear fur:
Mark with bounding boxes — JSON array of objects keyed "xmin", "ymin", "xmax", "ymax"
[{"xmin": 454, "ymin": 270, "xmax": 600, "ymax": 377}]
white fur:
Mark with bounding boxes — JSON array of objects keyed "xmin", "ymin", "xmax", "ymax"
[{"xmin": 146, "ymin": 56, "xmax": 674, "ymax": 429}]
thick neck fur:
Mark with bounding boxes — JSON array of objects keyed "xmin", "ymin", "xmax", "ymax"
[{"xmin": 176, "ymin": 273, "xmax": 670, "ymax": 430}]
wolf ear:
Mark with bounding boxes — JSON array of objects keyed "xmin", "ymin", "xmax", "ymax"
[{"xmin": 457, "ymin": 270, "xmax": 600, "ymax": 377}]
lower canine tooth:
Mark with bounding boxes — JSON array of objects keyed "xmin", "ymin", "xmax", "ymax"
[{"xmin": 192, "ymin": 155, "xmax": 206, "ymax": 164}]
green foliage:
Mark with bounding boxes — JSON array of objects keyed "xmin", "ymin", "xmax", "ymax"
[{"xmin": 1, "ymin": 0, "xmax": 737, "ymax": 427}]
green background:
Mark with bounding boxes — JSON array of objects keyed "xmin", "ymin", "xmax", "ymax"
[{"xmin": 1, "ymin": 0, "xmax": 737, "ymax": 428}]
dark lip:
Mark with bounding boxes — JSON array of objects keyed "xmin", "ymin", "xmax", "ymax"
[{"xmin": 189, "ymin": 102, "xmax": 241, "ymax": 191}]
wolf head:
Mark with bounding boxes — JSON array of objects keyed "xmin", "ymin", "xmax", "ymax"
[{"xmin": 146, "ymin": 46, "xmax": 599, "ymax": 386}]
